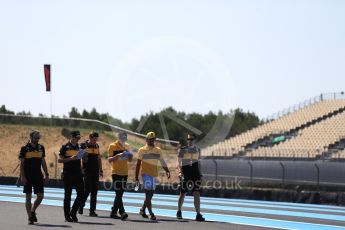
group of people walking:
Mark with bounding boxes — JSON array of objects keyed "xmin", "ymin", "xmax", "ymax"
[{"xmin": 19, "ymin": 129, "xmax": 205, "ymax": 225}]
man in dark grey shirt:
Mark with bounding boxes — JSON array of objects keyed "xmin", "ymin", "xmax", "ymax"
[{"xmin": 177, "ymin": 133, "xmax": 205, "ymax": 221}]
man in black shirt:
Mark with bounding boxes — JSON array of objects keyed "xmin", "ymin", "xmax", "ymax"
[
  {"xmin": 58, "ymin": 130, "xmax": 84, "ymax": 222},
  {"xmin": 19, "ymin": 130, "xmax": 49, "ymax": 225},
  {"xmin": 177, "ymin": 133, "xmax": 205, "ymax": 221},
  {"xmin": 78, "ymin": 131, "xmax": 103, "ymax": 217}
]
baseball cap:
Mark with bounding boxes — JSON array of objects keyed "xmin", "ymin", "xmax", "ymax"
[
  {"xmin": 146, "ymin": 131, "xmax": 156, "ymax": 139},
  {"xmin": 70, "ymin": 130, "xmax": 81, "ymax": 138},
  {"xmin": 89, "ymin": 131, "xmax": 99, "ymax": 138}
]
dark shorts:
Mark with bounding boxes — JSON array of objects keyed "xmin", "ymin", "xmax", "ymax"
[
  {"xmin": 23, "ymin": 176, "xmax": 44, "ymax": 194},
  {"xmin": 112, "ymin": 174, "xmax": 128, "ymax": 191},
  {"xmin": 179, "ymin": 177, "xmax": 202, "ymax": 193}
]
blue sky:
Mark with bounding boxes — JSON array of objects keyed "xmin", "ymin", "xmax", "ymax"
[{"xmin": 0, "ymin": 0, "xmax": 344, "ymax": 122}]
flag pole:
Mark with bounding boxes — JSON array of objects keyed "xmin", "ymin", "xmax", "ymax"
[
  {"xmin": 50, "ymin": 64, "xmax": 52, "ymax": 118},
  {"xmin": 50, "ymin": 89, "xmax": 52, "ymax": 118},
  {"xmin": 50, "ymin": 65, "xmax": 52, "ymax": 126}
]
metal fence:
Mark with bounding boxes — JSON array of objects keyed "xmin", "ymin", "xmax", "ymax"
[
  {"xmin": 264, "ymin": 92, "xmax": 345, "ymax": 122},
  {"xmin": 201, "ymin": 159, "xmax": 345, "ymax": 187}
]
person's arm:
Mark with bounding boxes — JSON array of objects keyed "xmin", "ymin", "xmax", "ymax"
[
  {"xmin": 107, "ymin": 145, "xmax": 113, "ymax": 163},
  {"xmin": 40, "ymin": 146, "xmax": 49, "ymax": 182},
  {"xmin": 98, "ymin": 157, "xmax": 103, "ymax": 178},
  {"xmin": 58, "ymin": 145, "xmax": 77, "ymax": 163},
  {"xmin": 159, "ymin": 149, "xmax": 170, "ymax": 179},
  {"xmin": 19, "ymin": 158, "xmax": 27, "ymax": 185},
  {"xmin": 160, "ymin": 159, "xmax": 170, "ymax": 179},
  {"xmin": 135, "ymin": 149, "xmax": 143, "ymax": 182},
  {"xmin": 107, "ymin": 145, "xmax": 124, "ymax": 163},
  {"xmin": 177, "ymin": 157, "xmax": 183, "ymax": 176},
  {"xmin": 108, "ymin": 154, "xmax": 124, "ymax": 162},
  {"xmin": 127, "ymin": 146, "xmax": 133, "ymax": 162},
  {"xmin": 81, "ymin": 143, "xmax": 88, "ymax": 164},
  {"xmin": 42, "ymin": 158, "xmax": 49, "ymax": 182},
  {"xmin": 82, "ymin": 155, "xmax": 88, "ymax": 164},
  {"xmin": 18, "ymin": 147, "xmax": 27, "ymax": 184},
  {"xmin": 58, "ymin": 155, "xmax": 77, "ymax": 163},
  {"xmin": 177, "ymin": 147, "xmax": 183, "ymax": 176},
  {"xmin": 81, "ymin": 153, "xmax": 87, "ymax": 175},
  {"xmin": 197, "ymin": 148, "xmax": 202, "ymax": 177},
  {"xmin": 135, "ymin": 159, "xmax": 141, "ymax": 182}
]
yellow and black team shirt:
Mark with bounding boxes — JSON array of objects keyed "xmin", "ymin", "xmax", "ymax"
[
  {"xmin": 18, "ymin": 142, "xmax": 45, "ymax": 178},
  {"xmin": 59, "ymin": 142, "xmax": 82, "ymax": 175},
  {"xmin": 108, "ymin": 140, "xmax": 131, "ymax": 176},
  {"xmin": 178, "ymin": 146, "xmax": 202, "ymax": 179},
  {"xmin": 137, "ymin": 145, "xmax": 163, "ymax": 177},
  {"xmin": 80, "ymin": 141, "xmax": 100, "ymax": 175}
]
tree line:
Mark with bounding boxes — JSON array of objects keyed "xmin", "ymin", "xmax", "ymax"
[{"xmin": 0, "ymin": 105, "xmax": 261, "ymax": 145}]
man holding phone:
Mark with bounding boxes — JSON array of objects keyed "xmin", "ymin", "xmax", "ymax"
[
  {"xmin": 58, "ymin": 130, "xmax": 84, "ymax": 222},
  {"xmin": 108, "ymin": 132, "xmax": 133, "ymax": 220}
]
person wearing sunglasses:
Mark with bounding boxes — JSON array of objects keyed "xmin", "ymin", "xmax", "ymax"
[
  {"xmin": 108, "ymin": 132, "xmax": 133, "ymax": 220},
  {"xmin": 135, "ymin": 131, "xmax": 170, "ymax": 221},
  {"xmin": 176, "ymin": 133, "xmax": 205, "ymax": 221},
  {"xmin": 58, "ymin": 130, "xmax": 84, "ymax": 222},
  {"xmin": 19, "ymin": 130, "xmax": 49, "ymax": 225},
  {"xmin": 78, "ymin": 131, "xmax": 103, "ymax": 217}
]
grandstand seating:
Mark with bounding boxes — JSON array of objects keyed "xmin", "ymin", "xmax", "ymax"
[
  {"xmin": 202, "ymin": 98, "xmax": 345, "ymax": 159},
  {"xmin": 250, "ymin": 111, "xmax": 345, "ymax": 158}
]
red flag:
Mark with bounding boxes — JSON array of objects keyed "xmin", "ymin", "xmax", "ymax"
[{"xmin": 44, "ymin": 64, "xmax": 51, "ymax": 91}]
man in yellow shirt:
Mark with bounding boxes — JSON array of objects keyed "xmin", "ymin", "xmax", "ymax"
[
  {"xmin": 135, "ymin": 131, "xmax": 170, "ymax": 221},
  {"xmin": 108, "ymin": 132, "xmax": 133, "ymax": 220}
]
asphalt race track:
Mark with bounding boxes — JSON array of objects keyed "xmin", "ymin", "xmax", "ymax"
[{"xmin": 1, "ymin": 185, "xmax": 345, "ymax": 230}]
